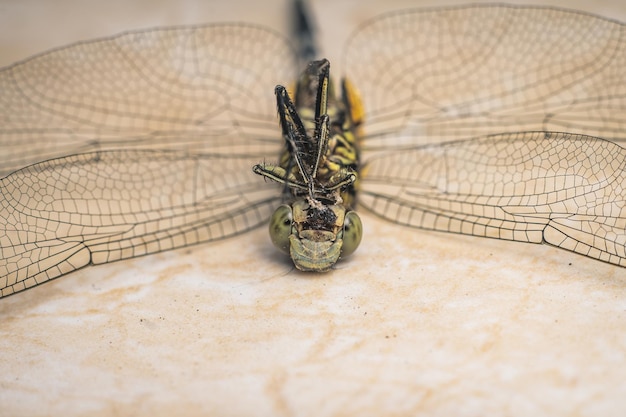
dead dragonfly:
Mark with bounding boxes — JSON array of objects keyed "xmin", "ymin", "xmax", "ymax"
[{"xmin": 1, "ymin": 4, "xmax": 625, "ymax": 298}]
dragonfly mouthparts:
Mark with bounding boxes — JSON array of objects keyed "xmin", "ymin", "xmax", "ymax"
[{"xmin": 304, "ymin": 202, "xmax": 337, "ymax": 230}]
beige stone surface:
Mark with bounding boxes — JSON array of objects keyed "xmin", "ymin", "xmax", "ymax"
[{"xmin": 1, "ymin": 0, "xmax": 626, "ymax": 416}]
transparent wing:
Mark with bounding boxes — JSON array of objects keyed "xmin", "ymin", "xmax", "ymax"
[
  {"xmin": 350, "ymin": 5, "xmax": 626, "ymax": 266},
  {"xmin": 0, "ymin": 24, "xmax": 296, "ymax": 297},
  {"xmin": 0, "ymin": 23, "xmax": 296, "ymax": 176},
  {"xmin": 0, "ymin": 149, "xmax": 281, "ymax": 297},
  {"xmin": 360, "ymin": 131, "xmax": 626, "ymax": 267},
  {"xmin": 344, "ymin": 5, "xmax": 626, "ymax": 148}
]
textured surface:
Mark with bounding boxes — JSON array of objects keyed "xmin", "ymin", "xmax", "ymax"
[{"xmin": 1, "ymin": 0, "xmax": 626, "ymax": 416}]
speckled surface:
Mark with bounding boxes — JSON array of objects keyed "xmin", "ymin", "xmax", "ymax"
[{"xmin": 1, "ymin": 1, "xmax": 626, "ymax": 416}]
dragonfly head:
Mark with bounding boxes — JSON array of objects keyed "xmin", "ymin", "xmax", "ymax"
[{"xmin": 269, "ymin": 199, "xmax": 362, "ymax": 271}]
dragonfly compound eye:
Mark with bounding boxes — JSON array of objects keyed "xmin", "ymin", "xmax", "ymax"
[
  {"xmin": 269, "ymin": 204, "xmax": 294, "ymax": 255},
  {"xmin": 340, "ymin": 211, "xmax": 362, "ymax": 258}
]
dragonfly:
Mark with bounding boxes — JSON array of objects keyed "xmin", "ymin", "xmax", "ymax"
[{"xmin": 0, "ymin": 3, "xmax": 625, "ymax": 298}]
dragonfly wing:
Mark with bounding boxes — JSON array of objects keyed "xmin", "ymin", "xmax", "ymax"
[
  {"xmin": 0, "ymin": 149, "xmax": 282, "ymax": 297},
  {"xmin": 0, "ymin": 23, "xmax": 298, "ymax": 296},
  {"xmin": 360, "ymin": 131, "xmax": 626, "ymax": 266},
  {"xmin": 0, "ymin": 23, "xmax": 296, "ymax": 176},
  {"xmin": 343, "ymin": 5, "xmax": 626, "ymax": 148}
]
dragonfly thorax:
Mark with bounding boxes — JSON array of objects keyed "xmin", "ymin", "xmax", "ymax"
[{"xmin": 253, "ymin": 59, "xmax": 363, "ymax": 271}]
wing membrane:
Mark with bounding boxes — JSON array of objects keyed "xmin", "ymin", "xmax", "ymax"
[
  {"xmin": 0, "ymin": 23, "xmax": 296, "ymax": 296},
  {"xmin": 344, "ymin": 5, "xmax": 626, "ymax": 148},
  {"xmin": 360, "ymin": 131, "xmax": 626, "ymax": 266},
  {"xmin": 0, "ymin": 149, "xmax": 281, "ymax": 296},
  {"xmin": 0, "ymin": 23, "xmax": 296, "ymax": 176}
]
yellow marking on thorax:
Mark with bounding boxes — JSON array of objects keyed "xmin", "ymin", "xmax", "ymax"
[{"xmin": 279, "ymin": 75, "xmax": 364, "ymax": 208}]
